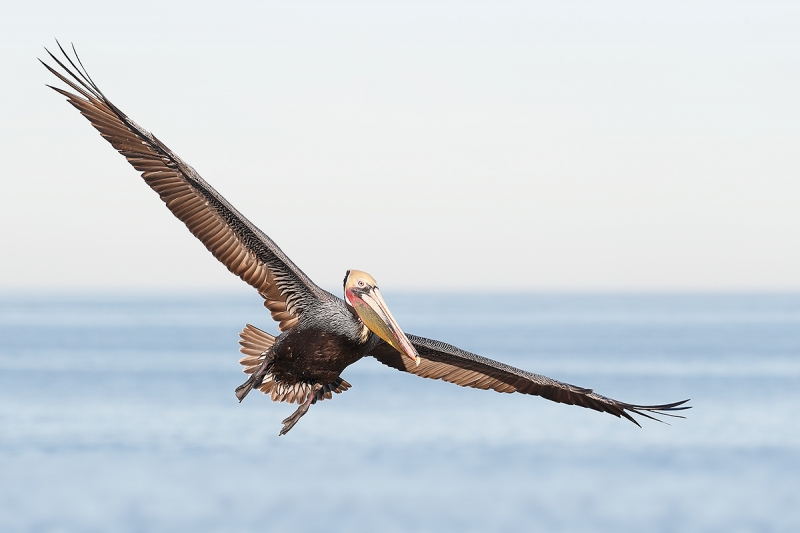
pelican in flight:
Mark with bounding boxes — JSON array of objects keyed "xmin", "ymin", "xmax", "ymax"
[{"xmin": 42, "ymin": 44, "xmax": 690, "ymax": 435}]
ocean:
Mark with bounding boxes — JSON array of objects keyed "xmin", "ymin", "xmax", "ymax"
[{"xmin": 1, "ymin": 292, "xmax": 798, "ymax": 532}]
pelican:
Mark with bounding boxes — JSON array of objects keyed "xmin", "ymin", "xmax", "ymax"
[{"xmin": 42, "ymin": 44, "xmax": 690, "ymax": 435}]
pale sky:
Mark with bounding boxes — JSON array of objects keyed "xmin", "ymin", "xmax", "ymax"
[{"xmin": 1, "ymin": 1, "xmax": 799, "ymax": 293}]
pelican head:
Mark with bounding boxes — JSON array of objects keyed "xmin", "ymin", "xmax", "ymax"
[{"xmin": 343, "ymin": 270, "xmax": 420, "ymax": 366}]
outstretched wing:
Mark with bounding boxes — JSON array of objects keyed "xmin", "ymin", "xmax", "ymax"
[
  {"xmin": 42, "ymin": 43, "xmax": 331, "ymax": 331},
  {"xmin": 370, "ymin": 334, "xmax": 690, "ymax": 426}
]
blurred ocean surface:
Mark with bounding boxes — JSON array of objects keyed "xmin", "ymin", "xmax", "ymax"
[{"xmin": 1, "ymin": 292, "xmax": 798, "ymax": 532}]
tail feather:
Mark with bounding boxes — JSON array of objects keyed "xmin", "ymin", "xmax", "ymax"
[
  {"xmin": 238, "ymin": 324, "xmax": 276, "ymax": 374},
  {"xmin": 235, "ymin": 324, "xmax": 276, "ymax": 402}
]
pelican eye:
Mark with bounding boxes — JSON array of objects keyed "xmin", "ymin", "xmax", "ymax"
[{"xmin": 357, "ymin": 280, "xmax": 365, "ymax": 288}]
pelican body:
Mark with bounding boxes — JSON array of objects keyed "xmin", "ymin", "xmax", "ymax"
[
  {"xmin": 42, "ymin": 44, "xmax": 689, "ymax": 435},
  {"xmin": 235, "ymin": 271, "xmax": 419, "ymax": 434}
]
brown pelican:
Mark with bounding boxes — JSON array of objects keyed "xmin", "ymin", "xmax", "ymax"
[{"xmin": 42, "ymin": 44, "xmax": 689, "ymax": 435}]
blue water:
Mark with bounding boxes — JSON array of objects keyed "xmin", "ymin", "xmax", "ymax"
[{"xmin": 1, "ymin": 293, "xmax": 798, "ymax": 532}]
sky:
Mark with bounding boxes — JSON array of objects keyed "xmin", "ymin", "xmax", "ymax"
[{"xmin": 1, "ymin": 1, "xmax": 799, "ymax": 293}]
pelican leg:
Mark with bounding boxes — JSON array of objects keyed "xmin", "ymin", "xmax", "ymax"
[
  {"xmin": 235, "ymin": 349, "xmax": 275, "ymax": 402},
  {"xmin": 279, "ymin": 383, "xmax": 323, "ymax": 436}
]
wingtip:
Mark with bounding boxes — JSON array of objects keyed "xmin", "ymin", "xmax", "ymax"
[{"xmin": 622, "ymin": 398, "xmax": 691, "ymax": 427}]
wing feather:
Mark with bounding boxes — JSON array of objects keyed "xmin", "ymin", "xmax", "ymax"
[
  {"xmin": 370, "ymin": 334, "xmax": 690, "ymax": 426},
  {"xmin": 43, "ymin": 43, "xmax": 330, "ymax": 330}
]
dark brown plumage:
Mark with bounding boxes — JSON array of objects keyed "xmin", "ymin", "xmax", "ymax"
[{"xmin": 42, "ymin": 43, "xmax": 690, "ymax": 435}]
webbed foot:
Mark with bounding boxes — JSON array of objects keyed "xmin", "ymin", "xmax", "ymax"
[
  {"xmin": 279, "ymin": 383, "xmax": 322, "ymax": 436},
  {"xmin": 235, "ymin": 351, "xmax": 274, "ymax": 402}
]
